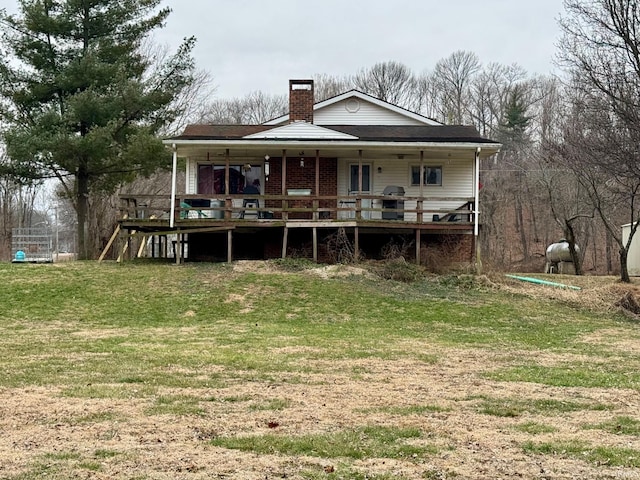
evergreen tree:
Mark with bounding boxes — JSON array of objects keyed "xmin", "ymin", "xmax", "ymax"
[
  {"xmin": 498, "ymin": 85, "xmax": 532, "ymax": 149},
  {"xmin": 0, "ymin": 0, "xmax": 196, "ymax": 259}
]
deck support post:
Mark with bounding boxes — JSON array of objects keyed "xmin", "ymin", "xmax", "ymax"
[
  {"xmin": 227, "ymin": 229, "xmax": 233, "ymax": 263},
  {"xmin": 175, "ymin": 233, "xmax": 182, "ymax": 265},
  {"xmin": 313, "ymin": 227, "xmax": 318, "ymax": 263},
  {"xmin": 282, "ymin": 226, "xmax": 288, "ymax": 259},
  {"xmin": 116, "ymin": 228, "xmax": 129, "ymax": 263},
  {"xmin": 354, "ymin": 226, "xmax": 359, "ymax": 260},
  {"xmin": 416, "ymin": 229, "xmax": 421, "ymax": 265}
]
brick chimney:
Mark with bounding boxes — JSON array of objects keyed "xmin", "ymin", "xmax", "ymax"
[{"xmin": 289, "ymin": 79, "xmax": 314, "ymax": 123}]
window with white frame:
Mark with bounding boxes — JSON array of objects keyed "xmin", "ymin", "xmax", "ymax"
[{"xmin": 411, "ymin": 165, "xmax": 442, "ymax": 186}]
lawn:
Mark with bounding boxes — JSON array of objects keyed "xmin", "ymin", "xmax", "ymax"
[{"xmin": 0, "ymin": 260, "xmax": 639, "ymax": 479}]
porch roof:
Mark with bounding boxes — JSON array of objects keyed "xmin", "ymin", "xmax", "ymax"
[
  {"xmin": 169, "ymin": 124, "xmax": 496, "ymax": 143},
  {"xmin": 163, "ymin": 124, "xmax": 501, "ymax": 159}
]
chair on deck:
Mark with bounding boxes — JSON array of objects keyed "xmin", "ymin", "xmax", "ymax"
[
  {"xmin": 240, "ymin": 184, "xmax": 260, "ymax": 219},
  {"xmin": 180, "ymin": 201, "xmax": 207, "ymax": 219}
]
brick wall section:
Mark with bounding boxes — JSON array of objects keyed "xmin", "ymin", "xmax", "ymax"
[
  {"xmin": 264, "ymin": 157, "xmax": 337, "ymax": 219},
  {"xmin": 289, "ymin": 80, "xmax": 314, "ymax": 123}
]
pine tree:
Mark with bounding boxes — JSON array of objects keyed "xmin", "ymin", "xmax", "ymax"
[
  {"xmin": 0, "ymin": 0, "xmax": 196, "ymax": 259},
  {"xmin": 498, "ymin": 85, "xmax": 532, "ymax": 149}
]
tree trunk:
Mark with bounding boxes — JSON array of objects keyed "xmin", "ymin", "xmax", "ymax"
[
  {"xmin": 515, "ymin": 194, "xmax": 529, "ymax": 263},
  {"xmin": 564, "ymin": 220, "xmax": 583, "ymax": 275},
  {"xmin": 620, "ymin": 247, "xmax": 630, "ymax": 283},
  {"xmin": 76, "ymin": 168, "xmax": 90, "ymax": 260},
  {"xmin": 605, "ymin": 228, "xmax": 613, "ymax": 274}
]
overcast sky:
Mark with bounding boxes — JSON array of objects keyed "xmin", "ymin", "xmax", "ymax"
[
  {"xmin": 1, "ymin": 0, "xmax": 566, "ymax": 99},
  {"xmin": 159, "ymin": 0, "xmax": 566, "ymax": 99}
]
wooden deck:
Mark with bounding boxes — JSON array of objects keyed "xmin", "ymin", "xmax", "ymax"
[{"xmin": 111, "ymin": 194, "xmax": 478, "ymax": 264}]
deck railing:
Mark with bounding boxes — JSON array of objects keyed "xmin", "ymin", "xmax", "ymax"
[{"xmin": 119, "ymin": 194, "xmax": 476, "ymax": 225}]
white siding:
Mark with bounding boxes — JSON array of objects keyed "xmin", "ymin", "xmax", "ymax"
[
  {"xmin": 337, "ymin": 157, "xmax": 473, "ymax": 221},
  {"xmin": 186, "ymin": 158, "xmax": 196, "ymax": 194},
  {"xmin": 315, "ymin": 98, "xmax": 427, "ymax": 126}
]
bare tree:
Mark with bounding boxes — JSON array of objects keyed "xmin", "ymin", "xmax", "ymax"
[
  {"xmin": 535, "ymin": 77, "xmax": 593, "ymax": 274},
  {"xmin": 353, "ymin": 61, "xmax": 417, "ymax": 107},
  {"xmin": 198, "ymin": 91, "xmax": 286, "ymax": 124},
  {"xmin": 468, "ymin": 63, "xmax": 527, "ymax": 136},
  {"xmin": 142, "ymin": 40, "xmax": 216, "ymax": 136},
  {"xmin": 430, "ymin": 51, "xmax": 481, "ymax": 124},
  {"xmin": 312, "ymin": 73, "xmax": 354, "ymax": 102},
  {"xmin": 558, "ymin": 0, "xmax": 640, "ymax": 281}
]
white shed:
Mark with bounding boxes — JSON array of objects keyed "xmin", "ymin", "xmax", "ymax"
[{"xmin": 622, "ymin": 223, "xmax": 640, "ymax": 276}]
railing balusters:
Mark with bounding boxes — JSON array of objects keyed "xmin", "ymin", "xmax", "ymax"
[{"xmin": 118, "ymin": 194, "xmax": 476, "ymax": 225}]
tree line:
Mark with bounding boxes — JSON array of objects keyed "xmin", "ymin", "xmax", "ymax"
[{"xmin": 1, "ymin": 0, "xmax": 639, "ymax": 281}]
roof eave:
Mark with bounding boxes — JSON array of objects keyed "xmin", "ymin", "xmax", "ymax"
[{"xmin": 162, "ymin": 138, "xmax": 501, "ymax": 156}]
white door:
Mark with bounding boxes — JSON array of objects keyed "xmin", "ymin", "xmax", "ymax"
[{"xmin": 349, "ymin": 164, "xmax": 372, "ymax": 219}]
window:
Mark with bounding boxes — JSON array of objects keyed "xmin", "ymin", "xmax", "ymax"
[
  {"xmin": 198, "ymin": 165, "xmax": 259, "ymax": 194},
  {"xmin": 350, "ymin": 164, "xmax": 371, "ymax": 192},
  {"xmin": 411, "ymin": 166, "xmax": 442, "ymax": 186}
]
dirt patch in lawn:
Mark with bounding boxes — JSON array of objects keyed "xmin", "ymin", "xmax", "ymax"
[{"xmin": 1, "ymin": 344, "xmax": 639, "ymax": 479}]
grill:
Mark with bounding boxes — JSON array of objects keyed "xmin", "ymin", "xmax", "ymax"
[{"xmin": 382, "ymin": 185, "xmax": 405, "ymax": 220}]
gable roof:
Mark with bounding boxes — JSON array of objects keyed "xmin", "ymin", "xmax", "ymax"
[{"xmin": 264, "ymin": 89, "xmax": 441, "ymax": 126}]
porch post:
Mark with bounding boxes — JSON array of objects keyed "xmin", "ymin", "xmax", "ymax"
[
  {"xmin": 358, "ymin": 150, "xmax": 363, "ymax": 192},
  {"xmin": 474, "ymin": 147, "xmax": 482, "ymax": 271},
  {"xmin": 315, "ymin": 149, "xmax": 320, "ymax": 221},
  {"xmin": 282, "ymin": 149, "xmax": 287, "ymax": 222},
  {"xmin": 357, "ymin": 150, "xmax": 363, "ymax": 220},
  {"xmin": 416, "ymin": 229, "xmax": 421, "ymax": 265},
  {"xmin": 315, "ymin": 149, "xmax": 320, "ymax": 196},
  {"xmin": 418, "ymin": 150, "xmax": 424, "ymax": 223},
  {"xmin": 227, "ymin": 229, "xmax": 232, "ymax": 263},
  {"xmin": 224, "ymin": 149, "xmax": 230, "ymax": 220},
  {"xmin": 224, "ymin": 149, "xmax": 230, "ymax": 195},
  {"xmin": 169, "ymin": 144, "xmax": 177, "ymax": 228}
]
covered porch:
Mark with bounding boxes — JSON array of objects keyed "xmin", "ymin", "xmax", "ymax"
[{"xmin": 110, "ymin": 138, "xmax": 498, "ymax": 264}]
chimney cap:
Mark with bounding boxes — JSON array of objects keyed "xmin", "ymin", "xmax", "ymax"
[{"xmin": 290, "ymin": 79, "xmax": 313, "ymax": 90}]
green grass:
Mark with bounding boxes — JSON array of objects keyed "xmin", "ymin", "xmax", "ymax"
[
  {"xmin": 361, "ymin": 404, "xmax": 451, "ymax": 416},
  {"xmin": 248, "ymin": 398, "xmax": 291, "ymax": 411},
  {"xmin": 523, "ymin": 440, "xmax": 640, "ymax": 467},
  {"xmin": 471, "ymin": 395, "xmax": 612, "ymax": 417},
  {"xmin": 300, "ymin": 466, "xmax": 415, "ymax": 480},
  {"xmin": 67, "ymin": 411, "xmax": 122, "ymax": 425},
  {"xmin": 145, "ymin": 394, "xmax": 206, "ymax": 416},
  {"xmin": 582, "ymin": 416, "xmax": 640, "ymax": 436},
  {"xmin": 93, "ymin": 449, "xmax": 121, "ymax": 459},
  {"xmin": 210, "ymin": 425, "xmax": 436, "ymax": 460},
  {"xmin": 486, "ymin": 363, "xmax": 640, "ymax": 390},
  {"xmin": 0, "ymin": 262, "xmax": 626, "ymax": 392},
  {"xmin": 513, "ymin": 422, "xmax": 558, "ymax": 434}
]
